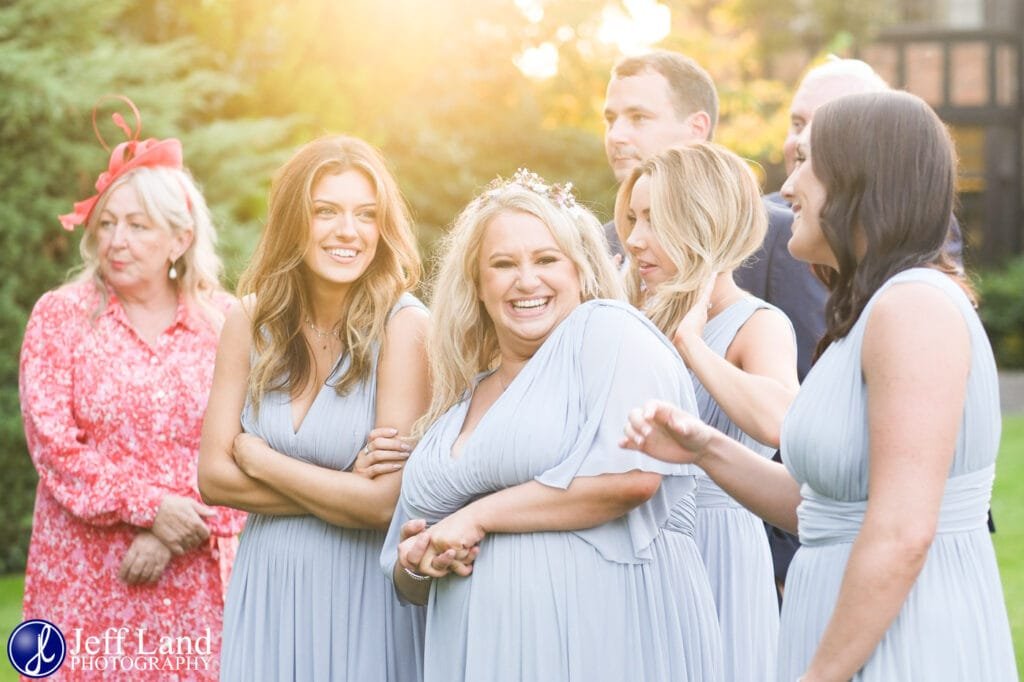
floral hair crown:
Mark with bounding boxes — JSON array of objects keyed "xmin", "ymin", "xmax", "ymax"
[
  {"xmin": 486, "ymin": 168, "xmax": 582, "ymax": 215},
  {"xmin": 59, "ymin": 95, "xmax": 187, "ymax": 231}
]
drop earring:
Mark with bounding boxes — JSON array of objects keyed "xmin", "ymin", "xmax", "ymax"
[{"xmin": 168, "ymin": 258, "xmax": 179, "ymax": 280}]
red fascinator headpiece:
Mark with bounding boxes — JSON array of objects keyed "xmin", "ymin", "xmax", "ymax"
[{"xmin": 59, "ymin": 95, "xmax": 185, "ymax": 231}]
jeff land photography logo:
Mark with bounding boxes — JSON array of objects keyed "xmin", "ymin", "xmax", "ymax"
[{"xmin": 7, "ymin": 619, "xmax": 67, "ymax": 678}]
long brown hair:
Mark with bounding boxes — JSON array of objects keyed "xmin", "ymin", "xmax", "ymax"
[
  {"xmin": 809, "ymin": 90, "xmax": 972, "ymax": 358},
  {"xmin": 237, "ymin": 136, "xmax": 421, "ymax": 409}
]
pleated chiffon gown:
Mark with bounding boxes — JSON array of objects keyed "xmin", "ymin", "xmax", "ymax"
[
  {"xmin": 778, "ymin": 268, "xmax": 1018, "ymax": 681},
  {"xmin": 221, "ymin": 295, "xmax": 427, "ymax": 682},
  {"xmin": 691, "ymin": 297, "xmax": 784, "ymax": 682},
  {"xmin": 382, "ymin": 300, "xmax": 723, "ymax": 682}
]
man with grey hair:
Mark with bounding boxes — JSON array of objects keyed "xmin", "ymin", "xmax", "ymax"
[{"xmin": 767, "ymin": 56, "xmax": 890, "ymax": 208}]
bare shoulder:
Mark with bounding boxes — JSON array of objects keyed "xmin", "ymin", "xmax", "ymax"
[
  {"xmin": 220, "ymin": 297, "xmax": 255, "ymax": 351},
  {"xmin": 386, "ymin": 302, "xmax": 429, "ymax": 332},
  {"xmin": 862, "ymin": 279, "xmax": 969, "ymax": 372},
  {"xmin": 865, "ymin": 280, "xmax": 967, "ymax": 338},
  {"xmin": 730, "ymin": 305, "xmax": 797, "ymax": 365},
  {"xmin": 736, "ymin": 306, "xmax": 794, "ymax": 343}
]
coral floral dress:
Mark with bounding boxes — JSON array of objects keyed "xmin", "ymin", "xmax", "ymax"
[{"xmin": 19, "ymin": 280, "xmax": 246, "ymax": 680}]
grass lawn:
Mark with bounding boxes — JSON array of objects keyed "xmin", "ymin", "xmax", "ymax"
[
  {"xmin": 0, "ymin": 574, "xmax": 22, "ymax": 681},
  {"xmin": 993, "ymin": 413, "xmax": 1024, "ymax": 674},
  {"xmin": 1, "ymin": 416, "xmax": 1022, "ymax": 678}
]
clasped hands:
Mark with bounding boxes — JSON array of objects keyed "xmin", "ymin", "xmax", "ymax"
[
  {"xmin": 120, "ymin": 494, "xmax": 215, "ymax": 585},
  {"xmin": 398, "ymin": 511, "xmax": 484, "ymax": 580}
]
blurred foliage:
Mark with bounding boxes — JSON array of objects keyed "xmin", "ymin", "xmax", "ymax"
[
  {"xmin": 978, "ymin": 257, "xmax": 1024, "ymax": 369},
  {"xmin": 3, "ymin": 0, "xmax": 892, "ymax": 573}
]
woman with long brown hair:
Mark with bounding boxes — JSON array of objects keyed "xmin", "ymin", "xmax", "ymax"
[{"xmin": 199, "ymin": 136, "xmax": 429, "ymax": 680}]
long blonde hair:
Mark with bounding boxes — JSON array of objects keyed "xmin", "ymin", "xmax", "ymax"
[
  {"xmin": 417, "ymin": 179, "xmax": 623, "ymax": 434},
  {"xmin": 74, "ymin": 166, "xmax": 226, "ymax": 328},
  {"xmin": 237, "ymin": 135, "xmax": 421, "ymax": 409},
  {"xmin": 615, "ymin": 142, "xmax": 766, "ymax": 336}
]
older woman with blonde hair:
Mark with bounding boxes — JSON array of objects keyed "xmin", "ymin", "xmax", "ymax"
[
  {"xmin": 199, "ymin": 135, "xmax": 429, "ymax": 679},
  {"xmin": 382, "ymin": 170, "xmax": 723, "ymax": 682},
  {"xmin": 616, "ymin": 142, "xmax": 799, "ymax": 681},
  {"xmin": 19, "ymin": 99, "xmax": 245, "ymax": 678}
]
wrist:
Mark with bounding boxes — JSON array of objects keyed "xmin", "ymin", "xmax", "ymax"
[
  {"xmin": 461, "ymin": 501, "xmax": 489, "ymax": 536},
  {"xmin": 673, "ymin": 330, "xmax": 701, "ymax": 365},
  {"xmin": 402, "ymin": 565, "xmax": 432, "ymax": 582},
  {"xmin": 691, "ymin": 425, "xmax": 720, "ymax": 468}
]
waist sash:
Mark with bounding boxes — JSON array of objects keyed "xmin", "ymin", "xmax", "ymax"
[{"xmin": 798, "ymin": 465, "xmax": 994, "ymax": 547}]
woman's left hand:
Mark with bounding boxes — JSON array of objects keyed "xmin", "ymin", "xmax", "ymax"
[
  {"xmin": 119, "ymin": 531, "xmax": 172, "ymax": 585},
  {"xmin": 673, "ymin": 272, "xmax": 717, "ymax": 348},
  {"xmin": 353, "ymin": 427, "xmax": 415, "ymax": 479}
]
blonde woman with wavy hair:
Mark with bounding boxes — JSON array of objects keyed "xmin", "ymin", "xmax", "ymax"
[
  {"xmin": 199, "ymin": 135, "xmax": 429, "ymax": 680},
  {"xmin": 616, "ymin": 141, "xmax": 798, "ymax": 682},
  {"xmin": 381, "ymin": 170, "xmax": 723, "ymax": 682},
  {"xmin": 417, "ymin": 181, "xmax": 622, "ymax": 433}
]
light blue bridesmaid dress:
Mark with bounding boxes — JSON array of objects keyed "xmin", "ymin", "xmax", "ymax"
[
  {"xmin": 778, "ymin": 268, "xmax": 1017, "ymax": 680},
  {"xmin": 382, "ymin": 300, "xmax": 723, "ymax": 682},
  {"xmin": 692, "ymin": 296, "xmax": 784, "ymax": 682},
  {"xmin": 221, "ymin": 294, "xmax": 426, "ymax": 681}
]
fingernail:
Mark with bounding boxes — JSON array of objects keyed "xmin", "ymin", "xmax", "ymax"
[
  {"xmin": 641, "ymin": 426, "xmax": 652, "ymax": 437},
  {"xmin": 392, "ymin": 463, "xmax": 403, "ymax": 470},
  {"xmin": 387, "ymin": 428, "xmax": 399, "ymax": 436},
  {"xmin": 401, "ymin": 443, "xmax": 412, "ymax": 451}
]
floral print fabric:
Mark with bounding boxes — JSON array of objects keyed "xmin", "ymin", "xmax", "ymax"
[{"xmin": 19, "ymin": 280, "xmax": 246, "ymax": 680}]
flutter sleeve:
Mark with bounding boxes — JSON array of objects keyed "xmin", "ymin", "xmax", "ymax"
[
  {"xmin": 534, "ymin": 300, "xmax": 701, "ymax": 562},
  {"xmin": 19, "ymin": 290, "xmax": 184, "ymax": 527}
]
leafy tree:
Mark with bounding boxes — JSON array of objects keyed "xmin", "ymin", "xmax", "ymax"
[
  {"xmin": 4, "ymin": 0, "xmax": 898, "ymax": 573},
  {"xmin": 0, "ymin": 0, "xmax": 289, "ymax": 572}
]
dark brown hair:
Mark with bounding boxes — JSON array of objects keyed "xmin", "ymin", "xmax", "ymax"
[{"xmin": 809, "ymin": 90, "xmax": 972, "ymax": 358}]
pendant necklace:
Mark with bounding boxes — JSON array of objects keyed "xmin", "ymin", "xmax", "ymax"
[{"xmin": 306, "ymin": 318, "xmax": 339, "ymax": 351}]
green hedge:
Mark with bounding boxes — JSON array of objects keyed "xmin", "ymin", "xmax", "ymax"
[{"xmin": 979, "ymin": 257, "xmax": 1024, "ymax": 369}]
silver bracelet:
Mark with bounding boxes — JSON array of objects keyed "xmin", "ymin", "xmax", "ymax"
[{"xmin": 402, "ymin": 566, "xmax": 432, "ymax": 582}]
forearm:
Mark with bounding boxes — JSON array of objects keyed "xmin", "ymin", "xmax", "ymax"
[
  {"xmin": 697, "ymin": 430, "xmax": 801, "ymax": 532},
  {"xmin": 804, "ymin": 521, "xmax": 931, "ymax": 679},
  {"xmin": 198, "ymin": 456, "xmax": 306, "ymax": 516},
  {"xmin": 472, "ymin": 472, "xmax": 661, "ymax": 535},
  {"xmin": 242, "ymin": 443, "xmax": 399, "ymax": 530},
  {"xmin": 677, "ymin": 333, "xmax": 794, "ymax": 447}
]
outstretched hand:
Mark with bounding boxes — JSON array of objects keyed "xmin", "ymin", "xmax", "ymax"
[{"xmin": 620, "ymin": 399, "xmax": 716, "ymax": 465}]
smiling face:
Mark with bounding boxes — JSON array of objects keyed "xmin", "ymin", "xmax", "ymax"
[
  {"xmin": 95, "ymin": 181, "xmax": 192, "ymax": 299},
  {"xmin": 623, "ymin": 174, "xmax": 678, "ymax": 291},
  {"xmin": 604, "ymin": 71, "xmax": 703, "ymax": 184},
  {"xmin": 302, "ymin": 169, "xmax": 380, "ymax": 296},
  {"xmin": 781, "ymin": 127, "xmax": 834, "ymax": 268},
  {"xmin": 477, "ymin": 210, "xmax": 582, "ymax": 360}
]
